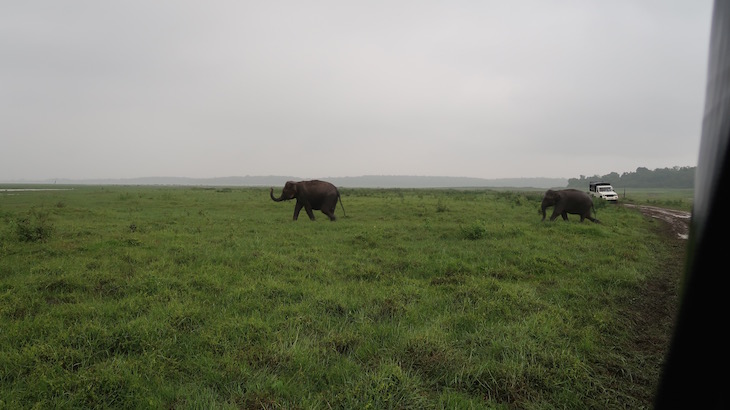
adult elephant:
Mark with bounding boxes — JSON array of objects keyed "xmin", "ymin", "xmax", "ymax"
[
  {"xmin": 540, "ymin": 189, "xmax": 600, "ymax": 223},
  {"xmin": 270, "ymin": 180, "xmax": 345, "ymax": 221}
]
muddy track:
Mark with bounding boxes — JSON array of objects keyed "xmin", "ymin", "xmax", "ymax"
[{"xmin": 623, "ymin": 203, "xmax": 691, "ymax": 240}]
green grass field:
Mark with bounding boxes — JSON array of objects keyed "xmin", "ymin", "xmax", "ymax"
[
  {"xmin": 612, "ymin": 188, "xmax": 694, "ymax": 212},
  {"xmin": 0, "ymin": 186, "xmax": 684, "ymax": 409}
]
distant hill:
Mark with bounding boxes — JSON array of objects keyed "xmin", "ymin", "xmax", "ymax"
[
  {"xmin": 326, "ymin": 176, "xmax": 567, "ymax": 189},
  {"xmin": 51, "ymin": 176, "xmax": 300, "ymax": 187},
  {"xmin": 42, "ymin": 175, "xmax": 568, "ymax": 189}
]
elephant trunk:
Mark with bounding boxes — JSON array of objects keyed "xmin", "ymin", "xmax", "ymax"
[
  {"xmin": 270, "ymin": 188, "xmax": 284, "ymax": 202},
  {"xmin": 541, "ymin": 203, "xmax": 548, "ymax": 221}
]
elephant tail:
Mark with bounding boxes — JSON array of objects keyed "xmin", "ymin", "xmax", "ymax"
[{"xmin": 337, "ymin": 190, "xmax": 346, "ymax": 217}]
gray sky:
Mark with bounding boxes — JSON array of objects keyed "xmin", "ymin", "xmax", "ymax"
[{"xmin": 1, "ymin": 1, "xmax": 713, "ymax": 181}]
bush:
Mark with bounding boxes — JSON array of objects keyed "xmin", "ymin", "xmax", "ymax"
[
  {"xmin": 593, "ymin": 198, "xmax": 613, "ymax": 211},
  {"xmin": 14, "ymin": 209, "xmax": 53, "ymax": 242},
  {"xmin": 461, "ymin": 221, "xmax": 488, "ymax": 240}
]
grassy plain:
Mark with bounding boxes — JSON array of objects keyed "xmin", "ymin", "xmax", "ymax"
[
  {"xmin": 0, "ymin": 186, "xmax": 684, "ymax": 409},
  {"xmin": 610, "ymin": 188, "xmax": 693, "ymax": 212}
]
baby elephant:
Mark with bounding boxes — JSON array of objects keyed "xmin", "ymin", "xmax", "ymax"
[
  {"xmin": 541, "ymin": 189, "xmax": 600, "ymax": 223},
  {"xmin": 270, "ymin": 180, "xmax": 345, "ymax": 221}
]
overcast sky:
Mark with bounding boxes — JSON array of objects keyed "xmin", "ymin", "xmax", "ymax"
[{"xmin": 1, "ymin": 1, "xmax": 714, "ymax": 181}]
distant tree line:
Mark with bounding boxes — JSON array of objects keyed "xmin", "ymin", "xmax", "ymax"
[{"xmin": 566, "ymin": 166, "xmax": 695, "ymax": 189}]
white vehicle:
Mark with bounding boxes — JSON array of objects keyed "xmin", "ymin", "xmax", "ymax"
[{"xmin": 589, "ymin": 182, "xmax": 619, "ymax": 201}]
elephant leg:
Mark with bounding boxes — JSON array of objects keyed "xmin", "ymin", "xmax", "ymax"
[
  {"xmin": 322, "ymin": 207, "xmax": 337, "ymax": 221},
  {"xmin": 586, "ymin": 216, "xmax": 601, "ymax": 223},
  {"xmin": 293, "ymin": 202, "xmax": 303, "ymax": 220},
  {"xmin": 561, "ymin": 211, "xmax": 569, "ymax": 221},
  {"xmin": 304, "ymin": 204, "xmax": 316, "ymax": 220},
  {"xmin": 325, "ymin": 201, "xmax": 338, "ymax": 221},
  {"xmin": 550, "ymin": 210, "xmax": 560, "ymax": 221}
]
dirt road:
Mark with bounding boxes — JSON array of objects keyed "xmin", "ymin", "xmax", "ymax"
[
  {"xmin": 623, "ymin": 203, "xmax": 691, "ymax": 240},
  {"xmin": 624, "ymin": 204, "xmax": 692, "ymax": 239}
]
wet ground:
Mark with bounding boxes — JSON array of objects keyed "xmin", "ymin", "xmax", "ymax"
[{"xmin": 624, "ymin": 203, "xmax": 691, "ymax": 240}]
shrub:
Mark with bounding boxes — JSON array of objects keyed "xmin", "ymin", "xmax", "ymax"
[
  {"xmin": 14, "ymin": 209, "xmax": 53, "ymax": 242},
  {"xmin": 461, "ymin": 221, "xmax": 488, "ymax": 240},
  {"xmin": 593, "ymin": 198, "xmax": 612, "ymax": 211}
]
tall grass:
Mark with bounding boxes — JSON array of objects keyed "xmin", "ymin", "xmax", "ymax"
[{"xmin": 0, "ymin": 186, "xmax": 682, "ymax": 408}]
